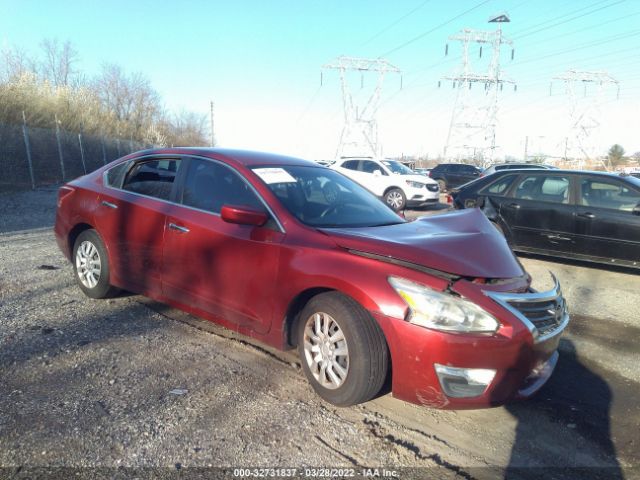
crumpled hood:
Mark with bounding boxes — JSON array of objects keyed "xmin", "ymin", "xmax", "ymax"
[{"xmin": 322, "ymin": 209, "xmax": 524, "ymax": 279}]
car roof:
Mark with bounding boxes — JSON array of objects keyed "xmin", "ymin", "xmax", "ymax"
[
  {"xmin": 131, "ymin": 147, "xmax": 317, "ymax": 168},
  {"xmin": 486, "ymin": 168, "xmax": 639, "ymax": 181}
]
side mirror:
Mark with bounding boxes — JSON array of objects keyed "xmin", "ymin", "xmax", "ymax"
[
  {"xmin": 373, "ymin": 169, "xmax": 382, "ymax": 177},
  {"xmin": 220, "ymin": 205, "xmax": 268, "ymax": 226}
]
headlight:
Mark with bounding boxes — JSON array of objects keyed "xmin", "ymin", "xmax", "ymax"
[
  {"xmin": 388, "ymin": 276, "xmax": 499, "ymax": 333},
  {"xmin": 406, "ymin": 180, "xmax": 424, "ymax": 188}
]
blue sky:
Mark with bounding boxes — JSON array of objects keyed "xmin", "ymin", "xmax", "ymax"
[{"xmin": 2, "ymin": 0, "xmax": 639, "ymax": 159}]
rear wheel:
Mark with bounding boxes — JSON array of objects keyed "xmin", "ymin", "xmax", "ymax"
[
  {"xmin": 297, "ymin": 292, "xmax": 389, "ymax": 407},
  {"xmin": 73, "ymin": 229, "xmax": 118, "ymax": 299},
  {"xmin": 384, "ymin": 188, "xmax": 406, "ymax": 211}
]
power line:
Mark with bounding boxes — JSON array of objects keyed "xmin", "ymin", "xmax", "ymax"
[
  {"xmin": 514, "ymin": 0, "xmax": 627, "ymax": 40},
  {"xmin": 512, "ymin": 29, "xmax": 640, "ymax": 66},
  {"xmin": 361, "ymin": 0, "xmax": 433, "ymax": 47},
  {"xmin": 516, "ymin": 10, "xmax": 640, "ymax": 48},
  {"xmin": 512, "ymin": 0, "xmax": 613, "ymax": 37},
  {"xmin": 378, "ymin": 0, "xmax": 492, "ymax": 58}
]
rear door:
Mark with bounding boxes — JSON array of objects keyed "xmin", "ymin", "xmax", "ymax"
[
  {"xmin": 161, "ymin": 156, "xmax": 284, "ymax": 333},
  {"xmin": 573, "ymin": 175, "xmax": 640, "ymax": 264},
  {"xmin": 96, "ymin": 157, "xmax": 182, "ymax": 294},
  {"xmin": 500, "ymin": 173, "xmax": 576, "ymax": 253}
]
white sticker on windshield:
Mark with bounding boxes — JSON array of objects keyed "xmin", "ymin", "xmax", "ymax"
[{"xmin": 253, "ymin": 167, "xmax": 297, "ymax": 184}]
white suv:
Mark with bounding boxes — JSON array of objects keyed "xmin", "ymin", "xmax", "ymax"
[{"xmin": 331, "ymin": 158, "xmax": 440, "ymax": 211}]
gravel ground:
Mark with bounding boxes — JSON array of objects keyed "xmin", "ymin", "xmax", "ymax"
[{"xmin": 0, "ymin": 188, "xmax": 639, "ymax": 479}]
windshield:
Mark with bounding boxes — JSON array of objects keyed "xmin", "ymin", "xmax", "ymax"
[
  {"xmin": 252, "ymin": 165, "xmax": 405, "ymax": 228},
  {"xmin": 382, "ymin": 160, "xmax": 414, "ymax": 175}
]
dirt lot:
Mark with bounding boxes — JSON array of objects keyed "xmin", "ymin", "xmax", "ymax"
[{"xmin": 1, "ymin": 187, "xmax": 639, "ymax": 479}]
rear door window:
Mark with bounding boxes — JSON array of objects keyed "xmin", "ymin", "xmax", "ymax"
[
  {"xmin": 341, "ymin": 160, "xmax": 360, "ymax": 171},
  {"xmin": 513, "ymin": 175, "xmax": 570, "ymax": 204},
  {"xmin": 122, "ymin": 158, "xmax": 181, "ymax": 200}
]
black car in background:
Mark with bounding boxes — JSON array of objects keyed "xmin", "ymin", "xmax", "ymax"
[
  {"xmin": 480, "ymin": 162, "xmax": 557, "ymax": 177},
  {"xmin": 429, "ymin": 163, "xmax": 481, "ymax": 191},
  {"xmin": 451, "ymin": 169, "xmax": 640, "ymax": 269}
]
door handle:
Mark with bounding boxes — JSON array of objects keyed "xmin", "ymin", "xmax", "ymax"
[
  {"xmin": 168, "ymin": 222, "xmax": 190, "ymax": 233},
  {"xmin": 577, "ymin": 212, "xmax": 595, "ymax": 219},
  {"xmin": 547, "ymin": 234, "xmax": 571, "ymax": 241},
  {"xmin": 508, "ymin": 203, "xmax": 521, "ymax": 209},
  {"xmin": 101, "ymin": 201, "xmax": 117, "ymax": 209}
]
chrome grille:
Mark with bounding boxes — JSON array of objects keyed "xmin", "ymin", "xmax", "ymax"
[
  {"xmin": 486, "ymin": 273, "xmax": 569, "ymax": 343},
  {"xmin": 506, "ymin": 296, "xmax": 566, "ymax": 338}
]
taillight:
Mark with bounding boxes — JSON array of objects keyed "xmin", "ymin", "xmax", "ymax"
[
  {"xmin": 446, "ymin": 194, "xmax": 453, "ymax": 204},
  {"xmin": 428, "ymin": 171, "xmax": 433, "ymax": 177},
  {"xmin": 57, "ymin": 186, "xmax": 75, "ymax": 208}
]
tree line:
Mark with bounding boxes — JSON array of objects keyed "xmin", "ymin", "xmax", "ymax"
[{"xmin": 0, "ymin": 39, "xmax": 208, "ymax": 147}]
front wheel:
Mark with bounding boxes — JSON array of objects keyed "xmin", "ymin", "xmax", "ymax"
[
  {"xmin": 384, "ymin": 188, "xmax": 406, "ymax": 211},
  {"xmin": 297, "ymin": 292, "xmax": 389, "ymax": 407},
  {"xmin": 73, "ymin": 229, "xmax": 119, "ymax": 299}
]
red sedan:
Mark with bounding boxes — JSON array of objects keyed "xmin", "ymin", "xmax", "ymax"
[{"xmin": 54, "ymin": 148, "xmax": 569, "ymax": 409}]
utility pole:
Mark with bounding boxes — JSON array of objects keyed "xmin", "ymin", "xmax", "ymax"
[
  {"xmin": 441, "ymin": 13, "xmax": 515, "ymax": 165},
  {"xmin": 552, "ymin": 70, "xmax": 618, "ymax": 169},
  {"xmin": 322, "ymin": 56, "xmax": 401, "ymax": 158},
  {"xmin": 209, "ymin": 101, "xmax": 215, "ymax": 147}
]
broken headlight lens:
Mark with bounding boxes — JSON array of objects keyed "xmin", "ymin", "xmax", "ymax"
[{"xmin": 388, "ymin": 276, "xmax": 499, "ymax": 333}]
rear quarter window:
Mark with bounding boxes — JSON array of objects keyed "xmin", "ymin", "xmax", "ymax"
[
  {"xmin": 104, "ymin": 161, "xmax": 130, "ymax": 188},
  {"xmin": 479, "ymin": 174, "xmax": 517, "ymax": 195}
]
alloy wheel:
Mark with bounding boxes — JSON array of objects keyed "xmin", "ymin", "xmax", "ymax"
[
  {"xmin": 386, "ymin": 191, "xmax": 404, "ymax": 210},
  {"xmin": 302, "ymin": 312, "xmax": 349, "ymax": 390},
  {"xmin": 75, "ymin": 240, "xmax": 101, "ymax": 289}
]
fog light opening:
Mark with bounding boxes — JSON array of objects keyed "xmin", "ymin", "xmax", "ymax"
[{"xmin": 434, "ymin": 364, "xmax": 496, "ymax": 398}]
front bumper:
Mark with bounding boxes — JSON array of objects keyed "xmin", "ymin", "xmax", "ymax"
[
  {"xmin": 372, "ymin": 277, "xmax": 568, "ymax": 409},
  {"xmin": 405, "ymin": 185, "xmax": 439, "ymax": 207}
]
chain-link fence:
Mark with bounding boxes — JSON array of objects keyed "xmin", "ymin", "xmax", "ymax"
[{"xmin": 0, "ymin": 122, "xmax": 149, "ymax": 192}]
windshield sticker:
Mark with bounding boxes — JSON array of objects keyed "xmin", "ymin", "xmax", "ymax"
[{"xmin": 253, "ymin": 168, "xmax": 297, "ymax": 184}]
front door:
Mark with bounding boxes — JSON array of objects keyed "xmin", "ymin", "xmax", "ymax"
[
  {"xmin": 573, "ymin": 175, "xmax": 640, "ymax": 264},
  {"xmin": 161, "ymin": 157, "xmax": 284, "ymax": 334}
]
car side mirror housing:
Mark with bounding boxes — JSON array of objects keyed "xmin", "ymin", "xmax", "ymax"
[
  {"xmin": 373, "ymin": 169, "xmax": 382, "ymax": 177},
  {"xmin": 220, "ymin": 205, "xmax": 268, "ymax": 226}
]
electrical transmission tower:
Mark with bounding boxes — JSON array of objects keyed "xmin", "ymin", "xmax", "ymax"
[
  {"xmin": 442, "ymin": 14, "xmax": 515, "ymax": 164},
  {"xmin": 552, "ymin": 69, "xmax": 619, "ymax": 168},
  {"xmin": 322, "ymin": 56, "xmax": 401, "ymax": 158}
]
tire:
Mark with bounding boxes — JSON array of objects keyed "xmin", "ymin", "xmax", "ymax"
[
  {"xmin": 296, "ymin": 292, "xmax": 389, "ymax": 407},
  {"xmin": 384, "ymin": 188, "xmax": 406, "ymax": 211},
  {"xmin": 72, "ymin": 229, "xmax": 118, "ymax": 299},
  {"xmin": 437, "ymin": 179, "xmax": 447, "ymax": 192}
]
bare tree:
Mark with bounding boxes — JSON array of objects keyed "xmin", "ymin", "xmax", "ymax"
[
  {"xmin": 39, "ymin": 38, "xmax": 79, "ymax": 87},
  {"xmin": 163, "ymin": 110, "xmax": 208, "ymax": 146},
  {"xmin": 92, "ymin": 64, "xmax": 162, "ymax": 138}
]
